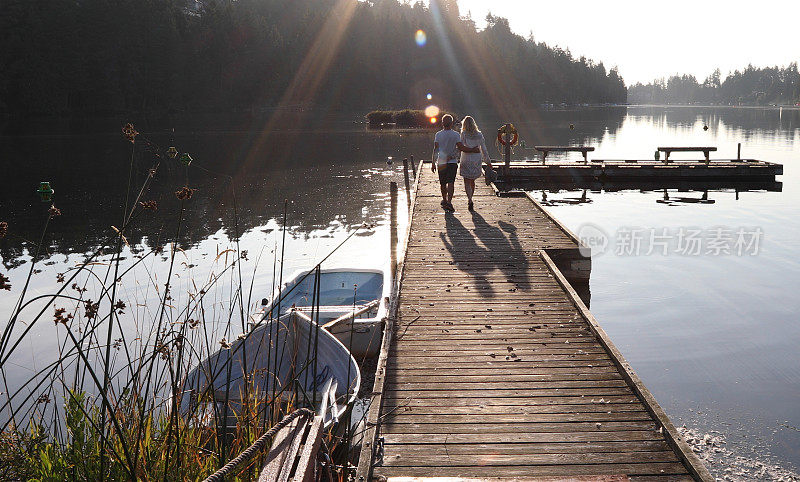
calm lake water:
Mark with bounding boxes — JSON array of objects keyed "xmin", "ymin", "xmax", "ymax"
[
  {"xmin": 0, "ymin": 106, "xmax": 798, "ymax": 478},
  {"xmin": 532, "ymin": 107, "xmax": 800, "ymax": 478}
]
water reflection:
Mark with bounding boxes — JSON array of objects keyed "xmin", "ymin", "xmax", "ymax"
[
  {"xmin": 508, "ymin": 179, "xmax": 782, "ymax": 211},
  {"xmin": 0, "ymin": 131, "xmax": 406, "ymax": 268},
  {"xmin": 628, "ymin": 105, "xmax": 800, "ymax": 141},
  {"xmin": 0, "ymin": 108, "xmax": 628, "ymax": 267},
  {"xmin": 655, "ymin": 190, "xmax": 715, "ymax": 205}
]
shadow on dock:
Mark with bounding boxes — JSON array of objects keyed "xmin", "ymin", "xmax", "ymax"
[{"xmin": 439, "ymin": 211, "xmax": 532, "ymax": 299}]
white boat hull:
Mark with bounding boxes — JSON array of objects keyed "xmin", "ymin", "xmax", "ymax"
[
  {"xmin": 266, "ymin": 268, "xmax": 390, "ymax": 359},
  {"xmin": 327, "ymin": 319, "xmax": 382, "ymax": 359},
  {"xmin": 180, "ymin": 311, "xmax": 360, "ymax": 428}
]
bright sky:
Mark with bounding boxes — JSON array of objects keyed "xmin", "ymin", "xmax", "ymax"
[{"xmin": 455, "ymin": 0, "xmax": 800, "ymax": 85}]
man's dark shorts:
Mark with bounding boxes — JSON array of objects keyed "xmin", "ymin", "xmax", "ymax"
[{"xmin": 437, "ymin": 163, "xmax": 458, "ymax": 186}]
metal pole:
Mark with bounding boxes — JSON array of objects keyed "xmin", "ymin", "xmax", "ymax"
[
  {"xmin": 389, "ymin": 182, "xmax": 398, "ymax": 284},
  {"xmin": 271, "ymin": 199, "xmax": 288, "ymax": 422},
  {"xmin": 503, "ymin": 124, "xmax": 511, "ymax": 179},
  {"xmin": 312, "ymin": 266, "xmax": 320, "ymax": 402}
]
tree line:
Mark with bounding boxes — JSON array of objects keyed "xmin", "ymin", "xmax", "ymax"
[
  {"xmin": 627, "ymin": 64, "xmax": 800, "ymax": 106},
  {"xmin": 0, "ymin": 0, "xmax": 627, "ymax": 116}
]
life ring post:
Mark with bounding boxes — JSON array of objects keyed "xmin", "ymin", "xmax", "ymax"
[{"xmin": 497, "ymin": 123, "xmax": 518, "ymax": 179}]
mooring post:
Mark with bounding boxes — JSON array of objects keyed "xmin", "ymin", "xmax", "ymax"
[
  {"xmin": 503, "ymin": 124, "xmax": 511, "ymax": 178},
  {"xmin": 402, "ymin": 158, "xmax": 411, "ymax": 212},
  {"xmin": 737, "ymin": 142, "xmax": 742, "ymax": 161},
  {"xmin": 390, "ymin": 181, "xmax": 398, "ymax": 283},
  {"xmin": 410, "ymin": 155, "xmax": 416, "ymax": 177}
]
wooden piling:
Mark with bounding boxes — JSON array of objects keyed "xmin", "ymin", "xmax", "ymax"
[
  {"xmin": 259, "ymin": 415, "xmax": 323, "ymax": 481},
  {"xmin": 402, "ymin": 158, "xmax": 411, "ymax": 212},
  {"xmin": 737, "ymin": 142, "xmax": 742, "ymax": 160},
  {"xmin": 410, "ymin": 155, "xmax": 416, "ymax": 177},
  {"xmin": 389, "ymin": 181, "xmax": 398, "ymax": 282}
]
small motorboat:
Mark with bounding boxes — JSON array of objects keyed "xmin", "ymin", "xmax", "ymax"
[
  {"xmin": 264, "ymin": 268, "xmax": 389, "ymax": 359},
  {"xmin": 180, "ymin": 309, "xmax": 360, "ymax": 428}
]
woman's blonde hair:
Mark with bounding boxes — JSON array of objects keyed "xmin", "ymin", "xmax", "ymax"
[{"xmin": 461, "ymin": 116, "xmax": 480, "ymax": 136}]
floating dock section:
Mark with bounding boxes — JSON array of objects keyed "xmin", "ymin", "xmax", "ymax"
[
  {"xmin": 357, "ymin": 163, "xmax": 713, "ymax": 480},
  {"xmin": 495, "ymin": 159, "xmax": 782, "ymax": 181}
]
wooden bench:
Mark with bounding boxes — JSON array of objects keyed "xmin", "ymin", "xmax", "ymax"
[
  {"xmin": 534, "ymin": 145, "xmax": 595, "ymax": 163},
  {"xmin": 658, "ymin": 146, "xmax": 717, "ymax": 163}
]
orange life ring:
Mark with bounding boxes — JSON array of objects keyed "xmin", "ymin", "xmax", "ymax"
[{"xmin": 497, "ymin": 124, "xmax": 518, "ymax": 146}]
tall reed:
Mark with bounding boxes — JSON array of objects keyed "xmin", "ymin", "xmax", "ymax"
[{"xmin": 0, "ymin": 124, "xmax": 362, "ymax": 480}]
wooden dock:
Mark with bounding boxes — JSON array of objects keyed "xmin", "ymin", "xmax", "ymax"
[
  {"xmin": 356, "ymin": 163, "xmax": 712, "ymax": 480},
  {"xmin": 498, "ymin": 178, "xmax": 782, "ymax": 194},
  {"xmin": 496, "ymin": 159, "xmax": 782, "ymax": 181}
]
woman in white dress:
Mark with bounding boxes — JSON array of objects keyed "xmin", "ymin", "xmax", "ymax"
[{"xmin": 458, "ymin": 116, "xmax": 493, "ymax": 211}]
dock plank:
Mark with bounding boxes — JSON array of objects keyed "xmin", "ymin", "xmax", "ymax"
[{"xmin": 376, "ymin": 463, "xmax": 689, "ymax": 477}]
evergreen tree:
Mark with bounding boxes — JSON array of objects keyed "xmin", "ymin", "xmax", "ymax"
[
  {"xmin": 0, "ymin": 0, "xmax": 629, "ymax": 115},
  {"xmin": 629, "ymin": 64, "xmax": 800, "ymax": 105}
]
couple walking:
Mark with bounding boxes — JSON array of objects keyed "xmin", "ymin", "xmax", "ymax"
[{"xmin": 432, "ymin": 114, "xmax": 493, "ymax": 212}]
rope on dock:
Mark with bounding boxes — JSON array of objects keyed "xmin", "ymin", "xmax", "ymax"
[{"xmin": 203, "ymin": 408, "xmax": 314, "ymax": 482}]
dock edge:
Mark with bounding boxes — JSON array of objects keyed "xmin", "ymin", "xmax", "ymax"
[{"xmin": 540, "ymin": 250, "xmax": 713, "ymax": 482}]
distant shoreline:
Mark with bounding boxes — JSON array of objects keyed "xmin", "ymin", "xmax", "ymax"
[
  {"xmin": 628, "ymin": 103, "xmax": 800, "ymax": 110},
  {"xmin": 2, "ymin": 104, "xmax": 797, "ymax": 127}
]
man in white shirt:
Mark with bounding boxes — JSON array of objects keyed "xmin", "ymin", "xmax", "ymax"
[{"xmin": 432, "ymin": 114, "xmax": 477, "ymax": 211}]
